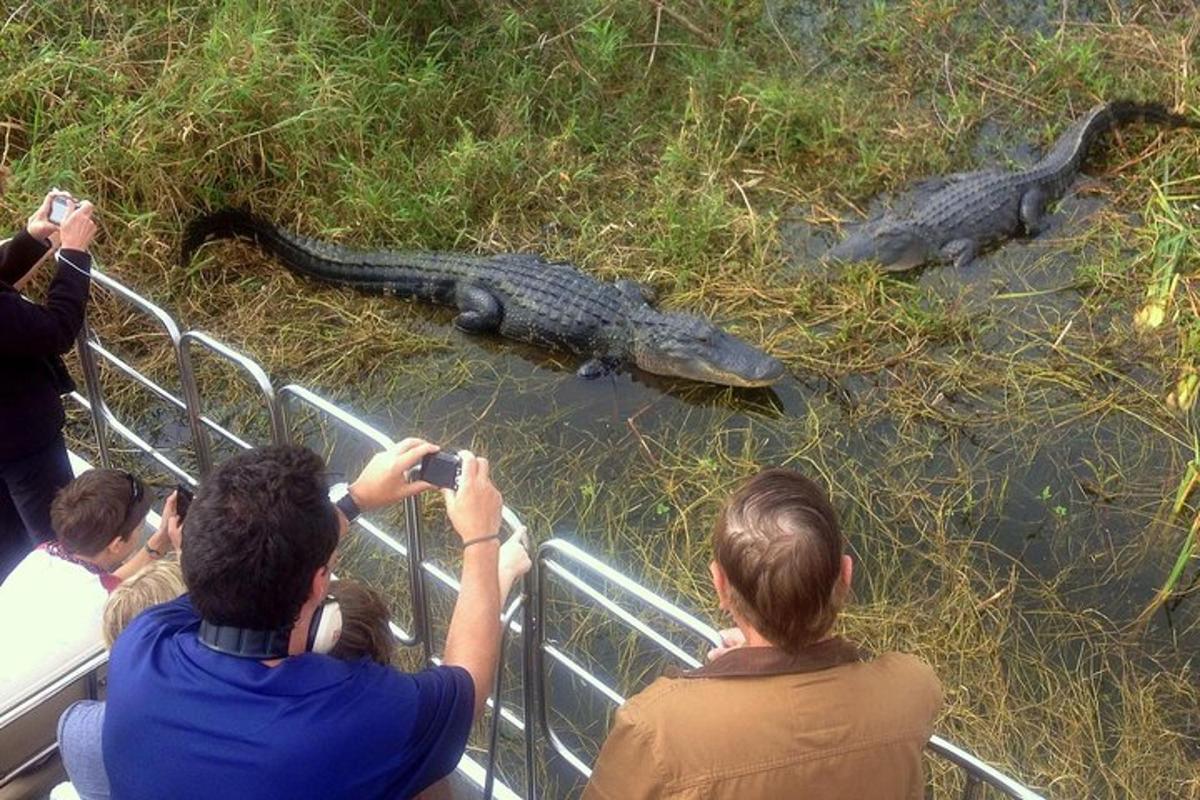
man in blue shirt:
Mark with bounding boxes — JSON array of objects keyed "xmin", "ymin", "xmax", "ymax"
[{"xmin": 103, "ymin": 439, "xmax": 529, "ymax": 799}]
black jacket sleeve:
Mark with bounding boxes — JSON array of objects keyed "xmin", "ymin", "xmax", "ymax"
[
  {"xmin": 0, "ymin": 229, "xmax": 52, "ymax": 286},
  {"xmin": 0, "ymin": 249, "xmax": 92, "ymax": 356}
]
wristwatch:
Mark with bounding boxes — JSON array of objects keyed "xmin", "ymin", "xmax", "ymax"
[{"xmin": 330, "ymin": 482, "xmax": 361, "ymax": 523}]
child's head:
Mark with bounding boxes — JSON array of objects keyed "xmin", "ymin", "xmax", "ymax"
[
  {"xmin": 328, "ymin": 580, "xmax": 395, "ymax": 665},
  {"xmin": 102, "ymin": 559, "xmax": 186, "ymax": 647}
]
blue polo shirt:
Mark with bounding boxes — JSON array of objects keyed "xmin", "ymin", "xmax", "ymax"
[{"xmin": 102, "ymin": 596, "xmax": 474, "ymax": 800}]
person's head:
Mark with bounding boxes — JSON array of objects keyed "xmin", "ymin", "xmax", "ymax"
[
  {"xmin": 327, "ymin": 580, "xmax": 395, "ymax": 665},
  {"xmin": 51, "ymin": 469, "xmax": 152, "ymax": 566},
  {"xmin": 182, "ymin": 445, "xmax": 339, "ymax": 635},
  {"xmin": 102, "ymin": 559, "xmax": 186, "ymax": 647},
  {"xmin": 709, "ymin": 468, "xmax": 852, "ymax": 654}
]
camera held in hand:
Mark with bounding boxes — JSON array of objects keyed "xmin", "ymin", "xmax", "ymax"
[
  {"xmin": 418, "ymin": 452, "xmax": 462, "ymax": 490},
  {"xmin": 48, "ymin": 189, "xmax": 85, "ymax": 226},
  {"xmin": 175, "ymin": 484, "xmax": 194, "ymax": 520}
]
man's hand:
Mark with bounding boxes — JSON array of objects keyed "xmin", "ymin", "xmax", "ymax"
[
  {"xmin": 25, "ymin": 190, "xmax": 68, "ymax": 242},
  {"xmin": 58, "ymin": 201, "xmax": 96, "ymax": 252},
  {"xmin": 498, "ymin": 530, "xmax": 532, "ymax": 600},
  {"xmin": 706, "ymin": 627, "xmax": 746, "ymax": 662},
  {"xmin": 348, "ymin": 438, "xmax": 440, "ymax": 512},
  {"xmin": 442, "ymin": 451, "xmax": 502, "ymax": 543}
]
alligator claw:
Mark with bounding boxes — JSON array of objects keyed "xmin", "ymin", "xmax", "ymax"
[{"xmin": 577, "ymin": 358, "xmax": 620, "ymax": 380}]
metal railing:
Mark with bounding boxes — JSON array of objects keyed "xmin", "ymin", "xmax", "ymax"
[{"xmin": 45, "ymin": 265, "xmax": 1045, "ymax": 799}]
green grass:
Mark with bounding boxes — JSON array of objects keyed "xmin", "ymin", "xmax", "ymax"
[{"xmin": 4, "ymin": 1, "xmax": 1200, "ymax": 797}]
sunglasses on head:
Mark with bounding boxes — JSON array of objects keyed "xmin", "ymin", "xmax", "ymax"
[{"xmin": 125, "ymin": 471, "xmax": 143, "ymax": 508}]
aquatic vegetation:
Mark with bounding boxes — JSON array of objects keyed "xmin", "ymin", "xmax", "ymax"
[{"xmin": 2, "ymin": 1, "xmax": 1199, "ymax": 796}]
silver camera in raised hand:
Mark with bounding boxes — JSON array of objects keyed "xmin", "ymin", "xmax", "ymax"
[{"xmin": 48, "ymin": 189, "xmax": 83, "ymax": 226}]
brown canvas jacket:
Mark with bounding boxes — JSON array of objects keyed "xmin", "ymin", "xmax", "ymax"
[{"xmin": 582, "ymin": 638, "xmax": 942, "ymax": 800}]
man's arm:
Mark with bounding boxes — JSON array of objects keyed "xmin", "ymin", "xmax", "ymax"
[
  {"xmin": 440, "ymin": 453, "xmax": 506, "ymax": 719},
  {"xmin": 341, "ymin": 440, "xmax": 530, "ymax": 718},
  {"xmin": 0, "ymin": 202, "xmax": 97, "ymax": 357},
  {"xmin": 0, "ymin": 230, "xmax": 50, "ymax": 287}
]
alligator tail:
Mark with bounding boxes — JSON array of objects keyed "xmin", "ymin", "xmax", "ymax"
[
  {"xmin": 1101, "ymin": 100, "xmax": 1199, "ymax": 130},
  {"xmin": 181, "ymin": 208, "xmax": 462, "ymax": 301},
  {"xmin": 181, "ymin": 208, "xmax": 275, "ymax": 265},
  {"xmin": 181, "ymin": 208, "xmax": 374, "ymax": 287},
  {"xmin": 1035, "ymin": 100, "xmax": 1197, "ymax": 191}
]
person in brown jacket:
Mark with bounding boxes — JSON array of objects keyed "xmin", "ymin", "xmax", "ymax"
[{"xmin": 583, "ymin": 468, "xmax": 943, "ymax": 800}]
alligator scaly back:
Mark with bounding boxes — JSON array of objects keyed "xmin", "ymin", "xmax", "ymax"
[
  {"xmin": 828, "ymin": 100, "xmax": 1198, "ymax": 271},
  {"xmin": 181, "ymin": 209, "xmax": 785, "ymax": 387}
]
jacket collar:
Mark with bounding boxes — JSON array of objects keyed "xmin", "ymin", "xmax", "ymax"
[{"xmin": 674, "ymin": 636, "xmax": 866, "ymax": 679}]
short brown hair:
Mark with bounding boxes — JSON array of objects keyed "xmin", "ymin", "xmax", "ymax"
[
  {"xmin": 102, "ymin": 559, "xmax": 186, "ymax": 647},
  {"xmin": 328, "ymin": 580, "xmax": 395, "ymax": 665},
  {"xmin": 51, "ymin": 469, "xmax": 152, "ymax": 557},
  {"xmin": 712, "ymin": 468, "xmax": 845, "ymax": 653}
]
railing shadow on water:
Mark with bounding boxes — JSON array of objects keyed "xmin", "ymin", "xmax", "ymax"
[{"xmin": 29, "ymin": 265, "xmax": 1046, "ymax": 800}]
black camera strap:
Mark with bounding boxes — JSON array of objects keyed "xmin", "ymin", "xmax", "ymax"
[{"xmin": 197, "ymin": 620, "xmax": 292, "ymax": 660}]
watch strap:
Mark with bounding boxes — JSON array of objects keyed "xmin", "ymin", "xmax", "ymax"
[{"xmin": 334, "ymin": 489, "xmax": 361, "ymax": 522}]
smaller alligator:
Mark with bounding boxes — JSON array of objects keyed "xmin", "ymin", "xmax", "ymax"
[
  {"xmin": 828, "ymin": 101, "xmax": 1197, "ymax": 271},
  {"xmin": 182, "ymin": 210, "xmax": 785, "ymax": 387}
]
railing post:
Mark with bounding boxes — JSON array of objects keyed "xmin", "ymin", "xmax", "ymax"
[
  {"xmin": 175, "ymin": 341, "xmax": 214, "ymax": 477},
  {"xmin": 521, "ymin": 566, "xmax": 541, "ymax": 799},
  {"xmin": 403, "ymin": 489, "xmax": 433, "ymax": 662},
  {"xmin": 483, "ymin": 594, "xmax": 525, "ymax": 800},
  {"xmin": 74, "ymin": 321, "xmax": 111, "ymax": 468}
]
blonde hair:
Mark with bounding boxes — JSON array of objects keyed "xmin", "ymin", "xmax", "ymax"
[{"xmin": 102, "ymin": 559, "xmax": 186, "ymax": 647}]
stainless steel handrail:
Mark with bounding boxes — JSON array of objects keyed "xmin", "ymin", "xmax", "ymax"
[
  {"xmin": 51, "ymin": 266, "xmax": 1045, "ymax": 799},
  {"xmin": 179, "ymin": 330, "xmax": 286, "ymax": 446},
  {"xmin": 82, "ymin": 268, "xmax": 214, "ymax": 475}
]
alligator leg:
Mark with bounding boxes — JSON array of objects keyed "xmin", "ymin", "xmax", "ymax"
[
  {"xmin": 1019, "ymin": 188, "xmax": 1049, "ymax": 235},
  {"xmin": 939, "ymin": 238, "xmax": 978, "ymax": 269},
  {"xmin": 577, "ymin": 357, "xmax": 620, "ymax": 380},
  {"xmin": 452, "ymin": 285, "xmax": 503, "ymax": 333}
]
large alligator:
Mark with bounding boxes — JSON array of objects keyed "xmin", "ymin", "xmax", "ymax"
[
  {"xmin": 828, "ymin": 101, "xmax": 1197, "ymax": 271},
  {"xmin": 182, "ymin": 210, "xmax": 785, "ymax": 387}
]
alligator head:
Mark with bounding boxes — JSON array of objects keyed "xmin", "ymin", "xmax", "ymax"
[
  {"xmin": 627, "ymin": 307, "xmax": 785, "ymax": 387},
  {"xmin": 827, "ymin": 221, "xmax": 934, "ymax": 272}
]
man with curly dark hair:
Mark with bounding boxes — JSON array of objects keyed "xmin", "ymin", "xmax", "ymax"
[{"xmin": 102, "ymin": 439, "xmax": 530, "ymax": 800}]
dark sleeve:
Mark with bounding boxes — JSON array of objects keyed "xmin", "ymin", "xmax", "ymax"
[
  {"xmin": 404, "ymin": 665, "xmax": 476, "ymax": 792},
  {"xmin": 0, "ymin": 249, "xmax": 91, "ymax": 357},
  {"xmin": 0, "ymin": 229, "xmax": 51, "ymax": 286}
]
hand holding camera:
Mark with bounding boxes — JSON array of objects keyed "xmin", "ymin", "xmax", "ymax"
[
  {"xmin": 57, "ymin": 199, "xmax": 96, "ymax": 252},
  {"xmin": 27, "ymin": 189, "xmax": 97, "ymax": 251},
  {"xmin": 348, "ymin": 438, "xmax": 440, "ymax": 512},
  {"xmin": 147, "ymin": 490, "xmax": 184, "ymax": 556},
  {"xmin": 442, "ymin": 451, "xmax": 503, "ymax": 545},
  {"xmin": 25, "ymin": 190, "xmax": 71, "ymax": 241}
]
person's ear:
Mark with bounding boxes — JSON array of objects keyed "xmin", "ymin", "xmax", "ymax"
[
  {"xmin": 840, "ymin": 554, "xmax": 853, "ymax": 593},
  {"xmin": 312, "ymin": 565, "xmax": 331, "ymax": 603},
  {"xmin": 105, "ymin": 532, "xmax": 131, "ymax": 557},
  {"xmin": 710, "ymin": 560, "xmax": 730, "ymax": 611}
]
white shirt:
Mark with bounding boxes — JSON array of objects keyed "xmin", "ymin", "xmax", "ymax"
[{"xmin": 0, "ymin": 544, "xmax": 113, "ymax": 708}]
